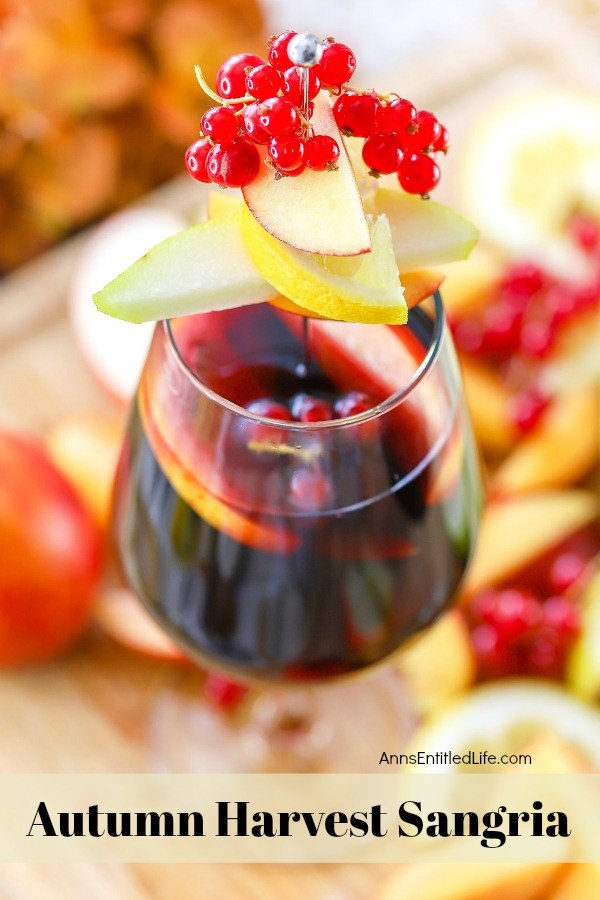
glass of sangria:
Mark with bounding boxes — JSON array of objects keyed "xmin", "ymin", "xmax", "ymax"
[
  {"xmin": 93, "ymin": 29, "xmax": 484, "ymax": 770},
  {"xmin": 111, "ymin": 293, "xmax": 483, "ymax": 770}
]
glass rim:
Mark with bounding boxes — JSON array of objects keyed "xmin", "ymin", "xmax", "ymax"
[{"xmin": 163, "ymin": 290, "xmax": 445, "ymax": 431}]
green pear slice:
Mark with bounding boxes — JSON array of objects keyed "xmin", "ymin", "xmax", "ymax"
[
  {"xmin": 365, "ymin": 187, "xmax": 479, "ymax": 271},
  {"xmin": 93, "ymin": 216, "xmax": 275, "ymax": 323}
]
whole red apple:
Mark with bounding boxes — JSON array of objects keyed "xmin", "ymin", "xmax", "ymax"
[{"xmin": 0, "ymin": 431, "xmax": 103, "ymax": 665}]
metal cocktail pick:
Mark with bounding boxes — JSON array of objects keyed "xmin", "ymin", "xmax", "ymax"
[{"xmin": 287, "ymin": 33, "xmax": 323, "ymax": 126}]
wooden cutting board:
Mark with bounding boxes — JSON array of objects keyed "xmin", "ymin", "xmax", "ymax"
[{"xmin": 0, "ymin": 5, "xmax": 598, "ymax": 897}]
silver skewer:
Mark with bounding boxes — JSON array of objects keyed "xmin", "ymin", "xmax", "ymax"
[{"xmin": 287, "ymin": 33, "xmax": 323, "ymax": 128}]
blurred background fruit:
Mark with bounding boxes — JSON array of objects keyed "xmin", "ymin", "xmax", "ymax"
[
  {"xmin": 0, "ymin": 431, "xmax": 103, "ymax": 665},
  {"xmin": 0, "ymin": 0, "xmax": 265, "ymax": 272}
]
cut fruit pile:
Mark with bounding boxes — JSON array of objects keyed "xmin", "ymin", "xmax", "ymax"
[
  {"xmin": 443, "ymin": 88, "xmax": 599, "ymax": 510},
  {"xmin": 93, "ymin": 31, "xmax": 478, "ymax": 327}
]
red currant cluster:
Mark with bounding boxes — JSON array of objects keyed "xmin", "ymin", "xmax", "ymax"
[
  {"xmin": 333, "ymin": 93, "xmax": 448, "ymax": 195},
  {"xmin": 450, "ymin": 218, "xmax": 600, "ymax": 434},
  {"xmin": 465, "ymin": 528, "xmax": 598, "ymax": 682},
  {"xmin": 184, "ymin": 31, "xmax": 448, "ymax": 194}
]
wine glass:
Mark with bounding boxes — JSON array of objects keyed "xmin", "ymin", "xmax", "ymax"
[{"xmin": 111, "ymin": 292, "xmax": 483, "ymax": 771}]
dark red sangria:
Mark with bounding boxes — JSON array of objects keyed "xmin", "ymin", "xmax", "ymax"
[{"xmin": 112, "ymin": 295, "xmax": 482, "ymax": 682}]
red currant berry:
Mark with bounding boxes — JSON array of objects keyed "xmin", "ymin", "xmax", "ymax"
[
  {"xmin": 290, "ymin": 468, "xmax": 333, "ymax": 510},
  {"xmin": 200, "ymin": 106, "xmax": 239, "ymax": 144},
  {"xmin": 507, "ymin": 387, "xmax": 549, "ymax": 433},
  {"xmin": 375, "ymin": 98, "xmax": 416, "ymax": 133},
  {"xmin": 362, "ymin": 133, "xmax": 403, "ymax": 175},
  {"xmin": 399, "ymin": 110, "xmax": 441, "ymax": 151},
  {"xmin": 282, "ymin": 65, "xmax": 321, "ymax": 106},
  {"xmin": 317, "ymin": 41, "xmax": 356, "ymax": 87},
  {"xmin": 206, "ymin": 138, "xmax": 260, "ymax": 188},
  {"xmin": 304, "ymin": 135, "xmax": 340, "ymax": 171},
  {"xmin": 526, "ymin": 630, "xmax": 566, "ymax": 679},
  {"xmin": 545, "ymin": 284, "xmax": 577, "ymax": 326},
  {"xmin": 450, "ymin": 318, "xmax": 485, "ymax": 354},
  {"xmin": 573, "ymin": 278, "xmax": 600, "ymax": 312},
  {"xmin": 184, "ymin": 138, "xmax": 211, "ymax": 183},
  {"xmin": 569, "ymin": 212, "xmax": 600, "ymax": 252},
  {"xmin": 542, "ymin": 596, "xmax": 581, "ymax": 640},
  {"xmin": 257, "ymin": 96, "xmax": 300, "ymax": 137},
  {"xmin": 245, "ymin": 63, "xmax": 283, "ymax": 101},
  {"xmin": 333, "ymin": 91, "xmax": 380, "ymax": 137},
  {"xmin": 479, "ymin": 301, "xmax": 522, "ymax": 355},
  {"xmin": 291, "ymin": 393, "xmax": 333, "ymax": 422},
  {"xmin": 501, "ymin": 261, "xmax": 546, "ymax": 298},
  {"xmin": 432, "ymin": 124, "xmax": 449, "ymax": 152},
  {"xmin": 268, "ymin": 31, "xmax": 297, "ymax": 71},
  {"xmin": 472, "ymin": 588, "xmax": 542, "ymax": 643},
  {"xmin": 397, "ymin": 152, "xmax": 440, "ymax": 195},
  {"xmin": 216, "ymin": 53, "xmax": 264, "ymax": 101},
  {"xmin": 204, "ymin": 673, "xmax": 248, "ymax": 710},
  {"xmin": 549, "ymin": 551, "xmax": 588, "ymax": 595},
  {"xmin": 471, "ymin": 623, "xmax": 516, "ymax": 678},
  {"xmin": 283, "ymin": 159, "xmax": 307, "ymax": 177},
  {"xmin": 245, "ymin": 398, "xmax": 292, "ymax": 421},
  {"xmin": 334, "ymin": 391, "xmax": 373, "ymax": 418},
  {"xmin": 519, "ymin": 318, "xmax": 553, "ymax": 358},
  {"xmin": 241, "ymin": 102, "xmax": 269, "ymax": 144},
  {"xmin": 268, "ymin": 134, "xmax": 305, "ymax": 173}
]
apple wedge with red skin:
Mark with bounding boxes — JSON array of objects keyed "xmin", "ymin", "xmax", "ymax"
[
  {"xmin": 138, "ymin": 379, "xmax": 299, "ymax": 555},
  {"xmin": 276, "ymin": 309, "xmax": 447, "ymax": 486},
  {"xmin": 243, "ymin": 94, "xmax": 371, "ymax": 257}
]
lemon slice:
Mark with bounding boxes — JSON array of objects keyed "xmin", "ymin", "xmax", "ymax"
[
  {"xmin": 460, "ymin": 89, "xmax": 600, "ymax": 277},
  {"xmin": 241, "ymin": 203, "xmax": 407, "ymax": 324},
  {"xmin": 410, "ymin": 680, "xmax": 600, "ymax": 773}
]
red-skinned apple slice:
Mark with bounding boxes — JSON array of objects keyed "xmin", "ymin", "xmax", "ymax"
[
  {"xmin": 71, "ymin": 207, "xmax": 183, "ymax": 403},
  {"xmin": 243, "ymin": 94, "xmax": 371, "ymax": 256},
  {"xmin": 138, "ymin": 381, "xmax": 299, "ymax": 555},
  {"xmin": 94, "ymin": 586, "xmax": 187, "ymax": 662},
  {"xmin": 276, "ymin": 310, "xmax": 446, "ymax": 477},
  {"xmin": 462, "ymin": 490, "xmax": 598, "ymax": 600}
]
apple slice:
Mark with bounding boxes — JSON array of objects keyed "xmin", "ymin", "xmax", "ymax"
[
  {"xmin": 277, "ymin": 311, "xmax": 446, "ymax": 478},
  {"xmin": 395, "ymin": 610, "xmax": 476, "ymax": 719},
  {"xmin": 379, "ymin": 862, "xmax": 563, "ymax": 900},
  {"xmin": 71, "ymin": 207, "xmax": 183, "ymax": 402},
  {"xmin": 46, "ymin": 412, "xmax": 123, "ymax": 530},
  {"xmin": 243, "ymin": 94, "xmax": 371, "ymax": 256},
  {"xmin": 365, "ymin": 187, "xmax": 479, "ymax": 271},
  {"xmin": 93, "ymin": 216, "xmax": 276, "ymax": 323},
  {"xmin": 490, "ymin": 387, "xmax": 599, "ymax": 498},
  {"xmin": 462, "ymin": 491, "xmax": 598, "ymax": 600},
  {"xmin": 439, "ymin": 245, "xmax": 503, "ymax": 319},
  {"xmin": 461, "ymin": 356, "xmax": 516, "ymax": 453},
  {"xmin": 94, "ymin": 586, "xmax": 187, "ymax": 662},
  {"xmin": 138, "ymin": 382, "xmax": 299, "ymax": 555},
  {"xmin": 550, "ymin": 865, "xmax": 600, "ymax": 900}
]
